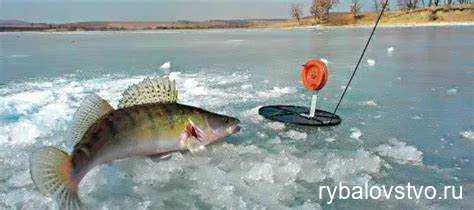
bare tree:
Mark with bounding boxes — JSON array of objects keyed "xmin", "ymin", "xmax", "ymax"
[
  {"xmin": 373, "ymin": 0, "xmax": 380, "ymax": 11},
  {"xmin": 398, "ymin": 0, "xmax": 420, "ymax": 10},
  {"xmin": 310, "ymin": 0, "xmax": 339, "ymax": 23},
  {"xmin": 457, "ymin": 0, "xmax": 470, "ymax": 4},
  {"xmin": 350, "ymin": 0, "xmax": 363, "ymax": 18},
  {"xmin": 290, "ymin": 4, "xmax": 304, "ymax": 25},
  {"xmin": 433, "ymin": 0, "xmax": 441, "ymax": 6},
  {"xmin": 380, "ymin": 0, "xmax": 390, "ymax": 10}
]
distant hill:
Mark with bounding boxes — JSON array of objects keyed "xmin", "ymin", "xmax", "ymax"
[
  {"xmin": 0, "ymin": 20, "xmax": 52, "ymax": 31},
  {"xmin": 0, "ymin": 20, "xmax": 32, "ymax": 26}
]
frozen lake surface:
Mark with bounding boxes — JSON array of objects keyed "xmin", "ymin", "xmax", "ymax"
[{"xmin": 0, "ymin": 26, "xmax": 473, "ymax": 209}]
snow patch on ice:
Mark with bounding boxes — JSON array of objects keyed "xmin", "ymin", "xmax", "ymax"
[
  {"xmin": 241, "ymin": 84, "xmax": 253, "ymax": 89},
  {"xmin": 340, "ymin": 85, "xmax": 352, "ymax": 90},
  {"xmin": 375, "ymin": 139, "xmax": 423, "ymax": 165},
  {"xmin": 350, "ymin": 127, "xmax": 362, "ymax": 140},
  {"xmin": 266, "ymin": 122, "xmax": 285, "ymax": 130},
  {"xmin": 367, "ymin": 59, "xmax": 375, "ymax": 66},
  {"xmin": 411, "ymin": 114, "xmax": 423, "ymax": 120},
  {"xmin": 256, "ymin": 87, "xmax": 296, "ymax": 98},
  {"xmin": 9, "ymin": 54, "xmax": 31, "ymax": 58},
  {"xmin": 460, "ymin": 130, "xmax": 474, "ymax": 141},
  {"xmin": 446, "ymin": 88, "xmax": 458, "ymax": 95},
  {"xmin": 320, "ymin": 58, "xmax": 329, "ymax": 64},
  {"xmin": 160, "ymin": 61, "xmax": 171, "ymax": 69},
  {"xmin": 244, "ymin": 163, "xmax": 274, "ymax": 183},
  {"xmin": 325, "ymin": 137, "xmax": 336, "ymax": 143},
  {"xmin": 2, "ymin": 120, "xmax": 42, "ymax": 145},
  {"xmin": 283, "ymin": 130, "xmax": 307, "ymax": 140},
  {"xmin": 361, "ymin": 100, "xmax": 377, "ymax": 107},
  {"xmin": 387, "ymin": 46, "xmax": 395, "ymax": 53}
]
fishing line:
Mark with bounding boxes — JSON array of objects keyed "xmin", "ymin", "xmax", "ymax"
[{"xmin": 332, "ymin": 1, "xmax": 388, "ymax": 115}]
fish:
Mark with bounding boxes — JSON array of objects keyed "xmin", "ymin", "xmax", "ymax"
[{"xmin": 29, "ymin": 77, "xmax": 241, "ymax": 209}]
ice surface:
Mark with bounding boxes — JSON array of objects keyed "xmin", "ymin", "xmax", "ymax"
[
  {"xmin": 298, "ymin": 200, "xmax": 322, "ymax": 210},
  {"xmin": 460, "ymin": 130, "xmax": 474, "ymax": 141},
  {"xmin": 374, "ymin": 139, "xmax": 423, "ymax": 165},
  {"xmin": 244, "ymin": 163, "xmax": 274, "ymax": 183},
  {"xmin": 6, "ymin": 170, "xmax": 32, "ymax": 188},
  {"xmin": 2, "ymin": 27, "xmax": 472, "ymax": 210},
  {"xmin": 244, "ymin": 106, "xmax": 264, "ymax": 124},
  {"xmin": 3, "ymin": 188, "xmax": 51, "ymax": 209}
]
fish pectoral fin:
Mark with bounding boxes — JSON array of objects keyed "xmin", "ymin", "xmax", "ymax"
[
  {"xmin": 185, "ymin": 137, "xmax": 207, "ymax": 155},
  {"xmin": 180, "ymin": 125, "xmax": 206, "ymax": 155},
  {"xmin": 149, "ymin": 152, "xmax": 173, "ymax": 162}
]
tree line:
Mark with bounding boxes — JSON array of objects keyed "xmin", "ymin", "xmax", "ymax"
[{"xmin": 290, "ymin": 0, "xmax": 472, "ymax": 24}]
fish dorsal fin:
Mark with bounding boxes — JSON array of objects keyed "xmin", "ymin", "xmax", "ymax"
[
  {"xmin": 67, "ymin": 94, "xmax": 114, "ymax": 146},
  {"xmin": 118, "ymin": 77, "xmax": 178, "ymax": 108}
]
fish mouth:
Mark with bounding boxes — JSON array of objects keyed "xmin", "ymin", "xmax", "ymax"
[{"xmin": 227, "ymin": 124, "xmax": 241, "ymax": 135}]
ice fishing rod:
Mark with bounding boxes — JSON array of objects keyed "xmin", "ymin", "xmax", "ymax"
[{"xmin": 332, "ymin": 1, "xmax": 388, "ymax": 115}]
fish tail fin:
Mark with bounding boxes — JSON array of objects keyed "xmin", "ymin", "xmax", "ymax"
[{"xmin": 30, "ymin": 146, "xmax": 83, "ymax": 210}]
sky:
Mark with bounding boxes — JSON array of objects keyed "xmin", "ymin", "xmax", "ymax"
[{"xmin": 0, "ymin": 0, "xmax": 396, "ymax": 23}]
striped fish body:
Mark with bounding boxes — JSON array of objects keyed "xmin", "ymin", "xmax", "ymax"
[
  {"xmin": 71, "ymin": 103, "xmax": 200, "ymax": 175},
  {"xmin": 29, "ymin": 77, "xmax": 240, "ymax": 209}
]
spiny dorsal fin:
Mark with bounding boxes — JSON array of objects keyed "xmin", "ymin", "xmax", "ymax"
[
  {"xmin": 118, "ymin": 77, "xmax": 178, "ymax": 108},
  {"xmin": 67, "ymin": 94, "xmax": 114, "ymax": 146}
]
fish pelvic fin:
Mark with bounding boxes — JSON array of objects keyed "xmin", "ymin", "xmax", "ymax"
[
  {"xmin": 118, "ymin": 77, "xmax": 178, "ymax": 108},
  {"xmin": 30, "ymin": 147, "xmax": 84, "ymax": 210}
]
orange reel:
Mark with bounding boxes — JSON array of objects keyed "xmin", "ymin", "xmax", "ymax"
[{"xmin": 301, "ymin": 59, "xmax": 328, "ymax": 91}]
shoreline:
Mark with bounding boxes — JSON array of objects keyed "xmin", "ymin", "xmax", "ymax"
[
  {"xmin": 284, "ymin": 21, "xmax": 474, "ymax": 29},
  {"xmin": 1, "ymin": 21, "xmax": 473, "ymax": 34}
]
